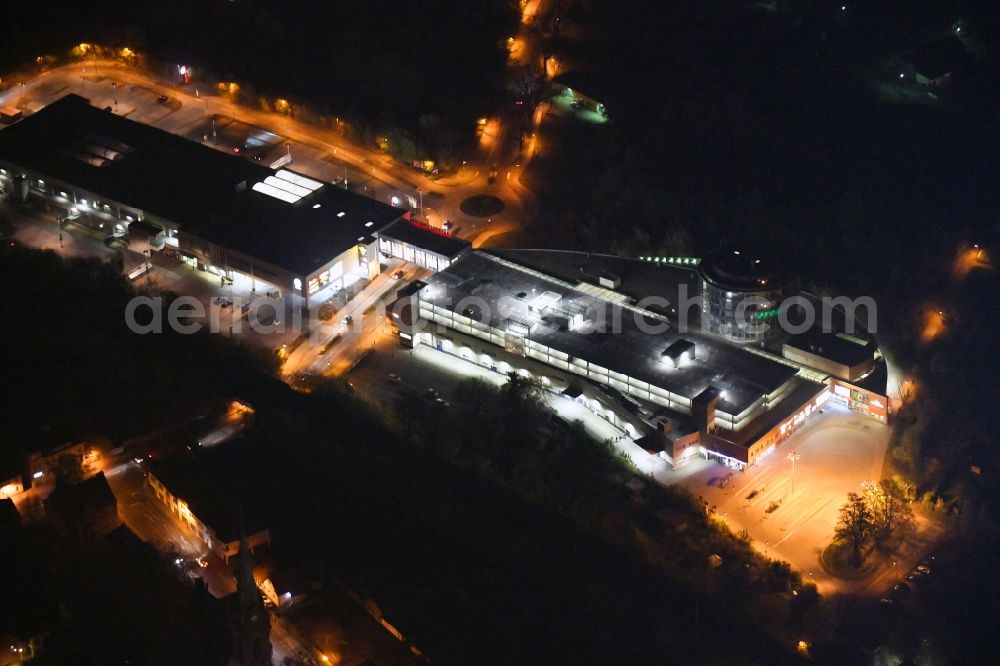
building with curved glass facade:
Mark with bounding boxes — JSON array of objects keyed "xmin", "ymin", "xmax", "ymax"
[{"xmin": 699, "ymin": 250, "xmax": 796, "ymax": 344}]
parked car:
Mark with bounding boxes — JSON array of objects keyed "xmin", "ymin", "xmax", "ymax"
[
  {"xmin": 156, "ymin": 95, "xmax": 168, "ymax": 105},
  {"xmin": 392, "ymin": 270, "xmax": 406, "ymax": 280},
  {"xmin": 387, "ymin": 373, "xmax": 402, "ymax": 383},
  {"xmin": 344, "ymin": 315, "xmax": 354, "ymax": 325}
]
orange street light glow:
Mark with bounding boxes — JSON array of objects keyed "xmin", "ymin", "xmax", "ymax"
[
  {"xmin": 919, "ymin": 307, "xmax": 947, "ymax": 344},
  {"xmin": 545, "ymin": 56, "xmax": 560, "ymax": 79},
  {"xmin": 952, "ymin": 244, "xmax": 992, "ymax": 280}
]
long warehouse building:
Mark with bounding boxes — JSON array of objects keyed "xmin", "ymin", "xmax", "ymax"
[{"xmin": 0, "ymin": 94, "xmax": 418, "ymax": 307}]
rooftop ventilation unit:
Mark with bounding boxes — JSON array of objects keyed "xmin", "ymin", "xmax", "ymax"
[
  {"xmin": 598, "ymin": 272, "xmax": 621, "ymax": 289},
  {"xmin": 527, "ymin": 290, "xmax": 562, "ymax": 313},
  {"xmin": 506, "ymin": 315, "xmax": 533, "ymax": 337},
  {"xmin": 661, "ymin": 339, "xmax": 696, "ymax": 368},
  {"xmin": 542, "ymin": 299, "xmax": 587, "ymax": 331}
]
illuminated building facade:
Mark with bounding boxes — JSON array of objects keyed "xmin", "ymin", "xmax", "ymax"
[
  {"xmin": 394, "ymin": 249, "xmax": 888, "ymax": 470},
  {"xmin": 699, "ymin": 249, "xmax": 797, "ymax": 344},
  {"xmin": 0, "ymin": 94, "xmax": 403, "ymax": 308}
]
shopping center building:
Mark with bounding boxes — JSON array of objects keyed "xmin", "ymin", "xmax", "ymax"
[
  {"xmin": 698, "ymin": 249, "xmax": 798, "ymax": 344},
  {"xmin": 0, "ymin": 94, "xmax": 406, "ymax": 307},
  {"xmin": 390, "ymin": 249, "xmax": 888, "ymax": 470}
]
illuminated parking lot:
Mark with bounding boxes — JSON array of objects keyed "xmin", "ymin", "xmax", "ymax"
[{"xmin": 679, "ymin": 404, "xmax": 891, "ymax": 592}]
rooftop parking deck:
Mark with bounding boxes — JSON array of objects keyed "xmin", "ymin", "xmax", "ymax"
[{"xmin": 420, "ymin": 251, "xmax": 798, "ymax": 418}]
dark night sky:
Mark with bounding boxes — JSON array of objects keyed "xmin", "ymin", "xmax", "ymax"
[{"xmin": 3, "ymin": 0, "xmax": 517, "ymax": 122}]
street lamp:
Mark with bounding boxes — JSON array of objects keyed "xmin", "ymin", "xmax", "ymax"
[{"xmin": 787, "ymin": 451, "xmax": 800, "ymax": 495}]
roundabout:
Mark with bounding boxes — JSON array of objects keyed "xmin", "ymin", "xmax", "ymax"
[{"xmin": 459, "ymin": 194, "xmax": 505, "ymax": 217}]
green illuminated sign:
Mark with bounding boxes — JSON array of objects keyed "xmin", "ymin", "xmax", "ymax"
[{"xmin": 753, "ymin": 308, "xmax": 781, "ymax": 321}]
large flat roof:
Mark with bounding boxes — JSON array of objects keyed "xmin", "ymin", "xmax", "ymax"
[
  {"xmin": 490, "ymin": 249, "xmax": 699, "ymax": 321},
  {"xmin": 200, "ymin": 179, "xmax": 401, "ymax": 275},
  {"xmin": 148, "ymin": 444, "xmax": 269, "ymax": 543},
  {"xmin": 784, "ymin": 330, "xmax": 876, "ymax": 368},
  {"xmin": 0, "ymin": 95, "xmax": 402, "ymax": 275},
  {"xmin": 421, "ymin": 251, "xmax": 797, "ymax": 415},
  {"xmin": 711, "ymin": 376, "xmax": 826, "ymax": 448}
]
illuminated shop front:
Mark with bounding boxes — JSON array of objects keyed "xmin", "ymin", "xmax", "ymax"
[
  {"xmin": 828, "ymin": 379, "xmax": 888, "ymax": 423},
  {"xmin": 376, "ymin": 217, "xmax": 469, "ymax": 271}
]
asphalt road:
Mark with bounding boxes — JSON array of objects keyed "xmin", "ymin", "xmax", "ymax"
[
  {"xmin": 280, "ymin": 266, "xmax": 430, "ymax": 379},
  {"xmin": 2, "ymin": 59, "xmax": 538, "ymax": 248}
]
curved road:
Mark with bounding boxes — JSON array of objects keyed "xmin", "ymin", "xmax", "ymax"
[{"xmin": 3, "ymin": 58, "xmax": 539, "ymax": 247}]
